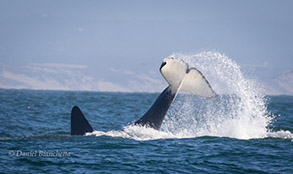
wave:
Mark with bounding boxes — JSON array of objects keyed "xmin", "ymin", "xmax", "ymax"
[
  {"xmin": 267, "ymin": 130, "xmax": 293, "ymax": 139},
  {"xmin": 86, "ymin": 125, "xmax": 293, "ymax": 141}
]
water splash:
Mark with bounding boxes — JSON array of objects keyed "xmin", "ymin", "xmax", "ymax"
[
  {"xmin": 89, "ymin": 51, "xmax": 292, "ymax": 140},
  {"xmin": 161, "ymin": 51, "xmax": 271, "ymax": 139}
]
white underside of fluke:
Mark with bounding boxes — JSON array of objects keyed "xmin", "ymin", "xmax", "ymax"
[{"xmin": 160, "ymin": 57, "xmax": 217, "ymax": 98}]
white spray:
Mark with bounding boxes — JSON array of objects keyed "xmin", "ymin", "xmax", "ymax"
[
  {"xmin": 162, "ymin": 52, "xmax": 270, "ymax": 139},
  {"xmin": 88, "ymin": 51, "xmax": 293, "ymax": 140}
]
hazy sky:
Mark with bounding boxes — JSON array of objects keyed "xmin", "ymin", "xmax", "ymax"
[{"xmin": 0, "ymin": 0, "xmax": 292, "ymax": 94}]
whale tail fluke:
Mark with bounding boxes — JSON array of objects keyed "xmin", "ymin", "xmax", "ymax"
[
  {"xmin": 134, "ymin": 57, "xmax": 217, "ymax": 130},
  {"xmin": 71, "ymin": 106, "xmax": 93, "ymax": 135},
  {"xmin": 160, "ymin": 58, "xmax": 217, "ymax": 98}
]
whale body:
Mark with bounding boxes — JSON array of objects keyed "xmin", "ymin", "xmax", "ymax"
[{"xmin": 71, "ymin": 57, "xmax": 217, "ymax": 135}]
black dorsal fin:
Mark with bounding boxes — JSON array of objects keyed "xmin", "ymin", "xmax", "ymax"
[{"xmin": 71, "ymin": 106, "xmax": 94, "ymax": 135}]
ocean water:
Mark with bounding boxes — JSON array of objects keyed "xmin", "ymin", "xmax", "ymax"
[{"xmin": 1, "ymin": 52, "xmax": 293, "ymax": 173}]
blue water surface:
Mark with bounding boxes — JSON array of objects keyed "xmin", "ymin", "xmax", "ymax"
[{"xmin": 0, "ymin": 89, "xmax": 292, "ymax": 173}]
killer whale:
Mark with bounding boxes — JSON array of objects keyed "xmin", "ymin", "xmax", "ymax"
[{"xmin": 70, "ymin": 57, "xmax": 217, "ymax": 135}]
